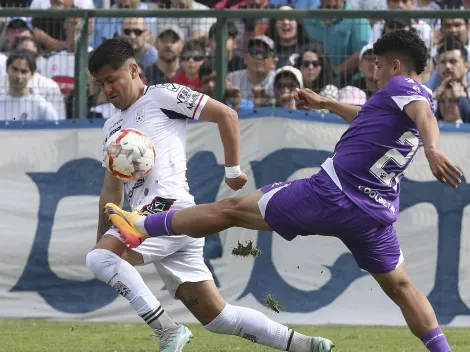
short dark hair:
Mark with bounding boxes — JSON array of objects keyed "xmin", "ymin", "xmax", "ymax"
[
  {"xmin": 208, "ymin": 21, "xmax": 239, "ymax": 40},
  {"xmin": 88, "ymin": 37, "xmax": 135, "ymax": 74},
  {"xmin": 13, "ymin": 36, "xmax": 38, "ymax": 52},
  {"xmin": 6, "ymin": 49, "xmax": 37, "ymax": 73},
  {"xmin": 198, "ymin": 59, "xmax": 215, "ymax": 77},
  {"xmin": 437, "ymin": 35, "xmax": 468, "ymax": 62},
  {"xmin": 182, "ymin": 40, "xmax": 205, "ymax": 55},
  {"xmin": 441, "ymin": 17, "xmax": 469, "ymax": 26},
  {"xmin": 7, "ymin": 19, "xmax": 31, "ymax": 31},
  {"xmin": 373, "ymin": 29, "xmax": 428, "ymax": 75}
]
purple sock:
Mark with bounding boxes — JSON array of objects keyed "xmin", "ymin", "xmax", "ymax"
[
  {"xmin": 421, "ymin": 327, "xmax": 451, "ymax": 352},
  {"xmin": 144, "ymin": 210, "xmax": 178, "ymax": 237}
]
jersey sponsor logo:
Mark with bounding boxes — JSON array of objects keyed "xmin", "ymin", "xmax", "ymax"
[
  {"xmin": 140, "ymin": 196, "xmax": 176, "ymax": 216},
  {"xmin": 109, "ymin": 118, "xmax": 123, "ymax": 130},
  {"xmin": 108, "ymin": 125, "xmax": 121, "ymax": 139},
  {"xmin": 358, "ymin": 185, "xmax": 396, "ymax": 215},
  {"xmin": 186, "ymin": 92, "xmax": 202, "ymax": 111},
  {"xmin": 176, "ymin": 86, "xmax": 191, "ymax": 105},
  {"xmin": 127, "ymin": 178, "xmax": 145, "ymax": 202},
  {"xmin": 151, "ymin": 83, "xmax": 168, "ymax": 89},
  {"xmin": 166, "ymin": 83, "xmax": 180, "ymax": 92},
  {"xmin": 112, "ymin": 281, "xmax": 131, "ymax": 298}
]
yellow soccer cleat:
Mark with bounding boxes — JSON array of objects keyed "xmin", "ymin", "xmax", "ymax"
[{"xmin": 104, "ymin": 203, "xmax": 149, "ymax": 247}]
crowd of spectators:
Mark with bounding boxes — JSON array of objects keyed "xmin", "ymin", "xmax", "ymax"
[{"xmin": 1, "ymin": 0, "xmax": 470, "ymax": 123}]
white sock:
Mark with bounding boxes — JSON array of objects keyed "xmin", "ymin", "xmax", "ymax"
[
  {"xmin": 204, "ymin": 303, "xmax": 292, "ymax": 350},
  {"xmin": 289, "ymin": 331, "xmax": 314, "ymax": 352},
  {"xmin": 135, "ymin": 216, "xmax": 149, "ymax": 235},
  {"xmin": 86, "ymin": 249, "xmax": 177, "ymax": 331}
]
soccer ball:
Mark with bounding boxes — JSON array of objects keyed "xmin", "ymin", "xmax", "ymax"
[{"xmin": 103, "ymin": 128, "xmax": 156, "ymax": 182}]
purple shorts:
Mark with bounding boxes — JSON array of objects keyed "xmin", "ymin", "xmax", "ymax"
[{"xmin": 258, "ymin": 169, "xmax": 403, "ymax": 274}]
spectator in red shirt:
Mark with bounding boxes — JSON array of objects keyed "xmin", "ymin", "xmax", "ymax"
[{"xmin": 172, "ymin": 40, "xmax": 205, "ymax": 91}]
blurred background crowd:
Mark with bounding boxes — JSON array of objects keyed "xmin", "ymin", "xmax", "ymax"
[{"xmin": 1, "ymin": 0, "xmax": 470, "ymax": 123}]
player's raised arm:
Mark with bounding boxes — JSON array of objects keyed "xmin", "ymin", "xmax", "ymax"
[
  {"xmin": 294, "ymin": 88, "xmax": 361, "ymax": 124},
  {"xmin": 404, "ymin": 100, "xmax": 463, "ymax": 188},
  {"xmin": 97, "ymin": 170, "xmax": 124, "ymax": 242},
  {"xmin": 199, "ymin": 98, "xmax": 247, "ymax": 191}
]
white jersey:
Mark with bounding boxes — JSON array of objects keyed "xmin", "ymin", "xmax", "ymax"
[
  {"xmin": 0, "ymin": 93, "xmax": 59, "ymax": 121},
  {"xmin": 0, "ymin": 73, "xmax": 66, "ymax": 119},
  {"xmin": 103, "ymin": 83, "xmax": 209, "ymax": 211}
]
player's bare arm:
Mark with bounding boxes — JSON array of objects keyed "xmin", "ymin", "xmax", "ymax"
[
  {"xmin": 97, "ymin": 169, "xmax": 124, "ymax": 242},
  {"xmin": 199, "ymin": 98, "xmax": 247, "ymax": 191},
  {"xmin": 294, "ymin": 88, "xmax": 361, "ymax": 124},
  {"xmin": 404, "ymin": 100, "xmax": 463, "ymax": 188}
]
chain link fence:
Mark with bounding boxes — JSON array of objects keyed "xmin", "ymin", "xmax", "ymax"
[{"xmin": 0, "ymin": 7, "xmax": 469, "ymax": 121}]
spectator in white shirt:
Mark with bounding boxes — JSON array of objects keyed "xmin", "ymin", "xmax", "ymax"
[
  {"xmin": 0, "ymin": 38, "xmax": 66, "ymax": 118},
  {"xmin": 156, "ymin": 0, "xmax": 216, "ymax": 41},
  {"xmin": 369, "ymin": 0, "xmax": 433, "ymax": 50},
  {"xmin": 0, "ymin": 50, "xmax": 58, "ymax": 121}
]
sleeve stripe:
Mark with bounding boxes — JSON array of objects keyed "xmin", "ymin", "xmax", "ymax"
[
  {"xmin": 391, "ymin": 95, "xmax": 429, "ymax": 111},
  {"xmin": 191, "ymin": 94, "xmax": 207, "ymax": 120}
]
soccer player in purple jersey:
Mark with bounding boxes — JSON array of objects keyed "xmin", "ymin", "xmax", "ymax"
[{"xmin": 105, "ymin": 30, "xmax": 461, "ymax": 351}]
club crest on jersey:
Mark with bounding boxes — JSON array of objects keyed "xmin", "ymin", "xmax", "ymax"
[{"xmin": 135, "ymin": 109, "xmax": 144, "ymax": 125}]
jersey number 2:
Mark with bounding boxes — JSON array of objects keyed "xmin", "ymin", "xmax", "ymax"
[{"xmin": 369, "ymin": 131, "xmax": 419, "ymax": 187}]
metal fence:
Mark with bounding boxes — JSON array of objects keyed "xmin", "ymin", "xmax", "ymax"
[{"xmin": 1, "ymin": 9, "xmax": 469, "ymax": 119}]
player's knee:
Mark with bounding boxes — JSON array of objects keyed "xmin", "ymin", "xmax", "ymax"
[
  {"xmin": 86, "ymin": 249, "xmax": 119, "ymax": 283},
  {"xmin": 387, "ymin": 277, "xmax": 414, "ymax": 302},
  {"xmin": 217, "ymin": 197, "xmax": 243, "ymax": 223}
]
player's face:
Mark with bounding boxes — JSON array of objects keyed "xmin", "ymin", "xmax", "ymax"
[
  {"xmin": 374, "ymin": 55, "xmax": 397, "ymax": 89},
  {"xmin": 7, "ymin": 58, "xmax": 33, "ymax": 90},
  {"xmin": 437, "ymin": 50, "xmax": 468, "ymax": 82},
  {"xmin": 92, "ymin": 62, "xmax": 139, "ymax": 110}
]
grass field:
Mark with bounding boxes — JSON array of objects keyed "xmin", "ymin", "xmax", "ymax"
[{"xmin": 1, "ymin": 319, "xmax": 469, "ymax": 351}]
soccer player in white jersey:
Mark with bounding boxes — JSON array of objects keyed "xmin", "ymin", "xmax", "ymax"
[
  {"xmin": 0, "ymin": 50, "xmax": 58, "ymax": 121},
  {"xmin": 85, "ymin": 37, "xmax": 334, "ymax": 352}
]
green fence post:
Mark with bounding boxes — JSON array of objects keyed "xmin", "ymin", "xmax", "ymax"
[
  {"xmin": 214, "ymin": 15, "xmax": 228, "ymax": 103},
  {"xmin": 74, "ymin": 12, "xmax": 89, "ymax": 119}
]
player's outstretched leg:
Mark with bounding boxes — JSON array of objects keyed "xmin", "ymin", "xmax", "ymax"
[
  {"xmin": 175, "ymin": 280, "xmax": 334, "ymax": 352},
  {"xmin": 105, "ymin": 190, "xmax": 270, "ymax": 244},
  {"xmin": 86, "ymin": 234, "xmax": 192, "ymax": 351},
  {"xmin": 372, "ymin": 263, "xmax": 451, "ymax": 352}
]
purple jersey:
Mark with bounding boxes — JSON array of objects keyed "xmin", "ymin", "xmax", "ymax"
[{"xmin": 321, "ymin": 76, "xmax": 435, "ymax": 225}]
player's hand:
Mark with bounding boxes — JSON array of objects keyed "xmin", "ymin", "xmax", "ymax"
[
  {"xmin": 225, "ymin": 171, "xmax": 248, "ymax": 191},
  {"xmin": 425, "ymin": 148, "xmax": 463, "ymax": 188},
  {"xmin": 294, "ymin": 88, "xmax": 325, "ymax": 110}
]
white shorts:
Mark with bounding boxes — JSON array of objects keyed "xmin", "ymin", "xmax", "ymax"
[{"xmin": 106, "ymin": 226, "xmax": 213, "ymax": 298}]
